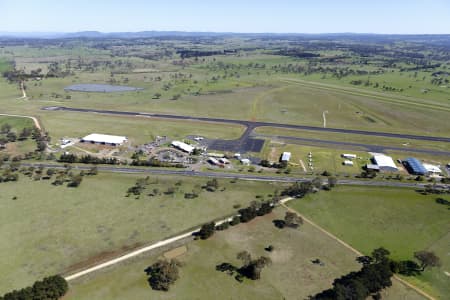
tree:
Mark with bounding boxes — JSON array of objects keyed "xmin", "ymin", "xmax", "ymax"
[
  {"xmin": 284, "ymin": 211, "xmax": 303, "ymax": 228},
  {"xmin": 205, "ymin": 178, "xmax": 219, "ymax": 191},
  {"xmin": 414, "ymin": 250, "xmax": 441, "ymax": 271},
  {"xmin": 152, "ymin": 92, "xmax": 162, "ymax": 99},
  {"xmin": 372, "ymin": 247, "xmax": 390, "ymax": 263},
  {"xmin": 1, "ymin": 123, "xmax": 11, "ymax": 134},
  {"xmin": 146, "ymin": 259, "xmax": 180, "ymax": 291},
  {"xmin": 1, "ymin": 275, "xmax": 68, "ymax": 300},
  {"xmin": 198, "ymin": 222, "xmax": 215, "ymax": 239},
  {"xmin": 18, "ymin": 127, "xmax": 32, "ymax": 140},
  {"xmin": 68, "ymin": 174, "xmax": 83, "ymax": 187},
  {"xmin": 6, "ymin": 132, "xmax": 17, "ymax": 142},
  {"xmin": 240, "ymin": 255, "xmax": 272, "ymax": 280}
]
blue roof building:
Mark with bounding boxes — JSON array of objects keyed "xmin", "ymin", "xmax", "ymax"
[{"xmin": 403, "ymin": 157, "xmax": 427, "ymax": 175}]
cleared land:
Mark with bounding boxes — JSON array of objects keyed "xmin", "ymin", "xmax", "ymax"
[
  {"xmin": 39, "ymin": 111, "xmax": 245, "ymax": 145},
  {"xmin": 0, "ymin": 115, "xmax": 34, "ymax": 131},
  {"xmin": 288, "ymin": 186, "xmax": 450, "ymax": 299},
  {"xmin": 67, "ymin": 207, "xmax": 424, "ymax": 300},
  {"xmin": 0, "ymin": 172, "xmax": 280, "ymax": 294}
]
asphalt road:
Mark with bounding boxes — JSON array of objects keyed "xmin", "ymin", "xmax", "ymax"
[
  {"xmin": 20, "ymin": 162, "xmax": 444, "ymax": 189},
  {"xmin": 42, "ymin": 106, "xmax": 450, "ymax": 143}
]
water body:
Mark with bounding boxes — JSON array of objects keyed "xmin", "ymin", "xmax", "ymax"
[{"xmin": 64, "ymin": 84, "xmax": 143, "ymax": 93}]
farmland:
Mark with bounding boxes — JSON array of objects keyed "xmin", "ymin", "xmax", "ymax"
[
  {"xmin": 288, "ymin": 186, "xmax": 450, "ymax": 298},
  {"xmin": 67, "ymin": 207, "xmax": 424, "ymax": 300},
  {"xmin": 0, "ymin": 33, "xmax": 449, "ymax": 299},
  {"xmin": 0, "ymin": 172, "xmax": 280, "ymax": 293}
]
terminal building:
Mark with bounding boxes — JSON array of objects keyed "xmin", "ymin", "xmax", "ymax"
[
  {"xmin": 171, "ymin": 141, "xmax": 194, "ymax": 154},
  {"xmin": 81, "ymin": 133, "xmax": 127, "ymax": 146}
]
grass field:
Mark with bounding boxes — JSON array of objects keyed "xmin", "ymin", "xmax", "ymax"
[
  {"xmin": 67, "ymin": 207, "xmax": 424, "ymax": 300},
  {"xmin": 0, "ymin": 172, "xmax": 281, "ymax": 294},
  {"xmin": 38, "ymin": 111, "xmax": 245, "ymax": 146},
  {"xmin": 0, "ymin": 116, "xmax": 36, "ymax": 156},
  {"xmin": 288, "ymin": 186, "xmax": 450, "ymax": 299},
  {"xmin": 0, "ymin": 116, "xmax": 34, "ymax": 131}
]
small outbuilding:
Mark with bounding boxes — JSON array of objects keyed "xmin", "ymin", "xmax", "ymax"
[
  {"xmin": 81, "ymin": 133, "xmax": 127, "ymax": 146},
  {"xmin": 208, "ymin": 157, "xmax": 220, "ymax": 165},
  {"xmin": 240, "ymin": 158, "xmax": 251, "ymax": 165},
  {"xmin": 341, "ymin": 153, "xmax": 357, "ymax": 159},
  {"xmin": 343, "ymin": 160, "xmax": 354, "ymax": 166},
  {"xmin": 281, "ymin": 152, "xmax": 291, "ymax": 162}
]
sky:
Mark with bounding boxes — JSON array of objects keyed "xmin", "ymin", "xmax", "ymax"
[{"xmin": 1, "ymin": 0, "xmax": 449, "ymax": 34}]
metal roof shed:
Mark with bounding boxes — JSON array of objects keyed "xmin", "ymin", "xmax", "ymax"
[
  {"xmin": 403, "ymin": 157, "xmax": 427, "ymax": 175},
  {"xmin": 373, "ymin": 154, "xmax": 398, "ymax": 172}
]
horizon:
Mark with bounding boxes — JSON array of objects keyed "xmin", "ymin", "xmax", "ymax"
[{"xmin": 1, "ymin": 0, "xmax": 450, "ymax": 35}]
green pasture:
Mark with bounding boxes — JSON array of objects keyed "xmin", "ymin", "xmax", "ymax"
[
  {"xmin": 0, "ymin": 172, "xmax": 280, "ymax": 294},
  {"xmin": 68, "ymin": 207, "xmax": 424, "ymax": 300},
  {"xmin": 288, "ymin": 186, "xmax": 450, "ymax": 298}
]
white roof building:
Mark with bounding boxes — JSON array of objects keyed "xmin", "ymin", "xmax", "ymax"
[
  {"xmin": 343, "ymin": 160, "xmax": 354, "ymax": 166},
  {"xmin": 219, "ymin": 158, "xmax": 230, "ymax": 164},
  {"xmin": 372, "ymin": 154, "xmax": 398, "ymax": 172},
  {"xmin": 240, "ymin": 158, "xmax": 251, "ymax": 165},
  {"xmin": 171, "ymin": 141, "xmax": 194, "ymax": 153},
  {"xmin": 342, "ymin": 153, "xmax": 357, "ymax": 159},
  {"xmin": 208, "ymin": 157, "xmax": 220, "ymax": 165},
  {"xmin": 81, "ymin": 133, "xmax": 127, "ymax": 146},
  {"xmin": 281, "ymin": 152, "xmax": 291, "ymax": 162},
  {"xmin": 422, "ymin": 163, "xmax": 442, "ymax": 175}
]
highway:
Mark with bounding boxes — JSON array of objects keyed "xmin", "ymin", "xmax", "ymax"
[
  {"xmin": 42, "ymin": 106, "xmax": 450, "ymax": 143},
  {"xmin": 20, "ymin": 162, "xmax": 444, "ymax": 189}
]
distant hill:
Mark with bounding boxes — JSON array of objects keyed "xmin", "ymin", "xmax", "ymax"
[{"xmin": 1, "ymin": 31, "xmax": 450, "ymax": 41}]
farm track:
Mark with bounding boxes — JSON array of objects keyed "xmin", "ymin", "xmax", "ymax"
[
  {"xmin": 62, "ymin": 192, "xmax": 435, "ymax": 300},
  {"xmin": 0, "ymin": 113, "xmax": 42, "ymax": 130}
]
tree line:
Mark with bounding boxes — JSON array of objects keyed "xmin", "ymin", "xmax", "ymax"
[
  {"xmin": 0, "ymin": 275, "xmax": 68, "ymax": 300},
  {"xmin": 312, "ymin": 247, "xmax": 441, "ymax": 299}
]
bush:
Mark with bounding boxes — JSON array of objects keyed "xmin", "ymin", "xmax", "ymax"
[
  {"xmin": 1, "ymin": 275, "xmax": 68, "ymax": 300},
  {"xmin": 198, "ymin": 222, "xmax": 215, "ymax": 239}
]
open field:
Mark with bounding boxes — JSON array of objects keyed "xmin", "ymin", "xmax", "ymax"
[
  {"xmin": 0, "ymin": 172, "xmax": 280, "ymax": 293},
  {"xmin": 288, "ymin": 186, "xmax": 450, "ymax": 299},
  {"xmin": 38, "ymin": 110, "xmax": 246, "ymax": 146},
  {"xmin": 0, "ymin": 35, "xmax": 449, "ymax": 298},
  {"xmin": 0, "ymin": 115, "xmax": 34, "ymax": 131},
  {"xmin": 67, "ymin": 207, "xmax": 424, "ymax": 300},
  {"xmin": 1, "ymin": 45, "xmax": 450, "ymax": 139}
]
